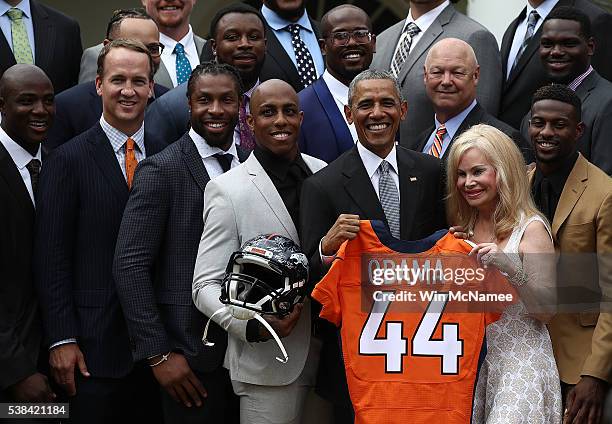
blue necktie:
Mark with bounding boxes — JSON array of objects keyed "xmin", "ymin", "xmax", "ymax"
[{"xmin": 174, "ymin": 42, "xmax": 191, "ymax": 85}]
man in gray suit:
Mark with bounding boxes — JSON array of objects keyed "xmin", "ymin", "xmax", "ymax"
[
  {"xmin": 370, "ymin": 0, "xmax": 501, "ymax": 148},
  {"xmin": 79, "ymin": 1, "xmax": 205, "ymax": 88},
  {"xmin": 192, "ymin": 79, "xmax": 326, "ymax": 423},
  {"xmin": 520, "ymin": 6, "xmax": 612, "ymax": 175}
]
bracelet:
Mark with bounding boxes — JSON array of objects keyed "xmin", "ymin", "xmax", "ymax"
[
  {"xmin": 509, "ymin": 266, "xmax": 528, "ymax": 287},
  {"xmin": 149, "ymin": 351, "xmax": 171, "ymax": 367}
]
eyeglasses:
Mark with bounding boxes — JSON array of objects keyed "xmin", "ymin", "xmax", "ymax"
[
  {"xmin": 146, "ymin": 42, "xmax": 164, "ymax": 57},
  {"xmin": 324, "ymin": 30, "xmax": 373, "ymax": 47}
]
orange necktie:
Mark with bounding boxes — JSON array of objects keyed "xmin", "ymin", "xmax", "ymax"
[
  {"xmin": 125, "ymin": 137, "xmax": 137, "ymax": 189},
  {"xmin": 429, "ymin": 124, "xmax": 447, "ymax": 158}
]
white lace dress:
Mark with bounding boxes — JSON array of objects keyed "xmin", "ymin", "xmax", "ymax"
[{"xmin": 471, "ymin": 215, "xmax": 562, "ymax": 424}]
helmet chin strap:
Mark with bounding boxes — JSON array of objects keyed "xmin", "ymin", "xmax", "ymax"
[{"xmin": 201, "ymin": 306, "xmax": 289, "ymax": 364}]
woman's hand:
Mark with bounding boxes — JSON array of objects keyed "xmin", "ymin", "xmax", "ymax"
[{"xmin": 469, "ymin": 242, "xmax": 517, "ymax": 276}]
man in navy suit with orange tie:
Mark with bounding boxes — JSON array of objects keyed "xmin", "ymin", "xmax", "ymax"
[{"xmin": 33, "ymin": 39, "xmax": 166, "ymax": 423}]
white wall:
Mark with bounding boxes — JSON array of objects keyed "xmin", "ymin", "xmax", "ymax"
[{"xmin": 467, "ymin": 0, "xmax": 526, "ymax": 47}]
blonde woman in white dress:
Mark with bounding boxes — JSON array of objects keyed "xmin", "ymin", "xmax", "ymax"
[{"xmin": 446, "ymin": 124, "xmax": 562, "ymax": 423}]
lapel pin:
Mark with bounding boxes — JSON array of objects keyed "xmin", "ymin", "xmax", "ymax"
[{"xmin": 410, "ymin": 177, "xmax": 417, "ymax": 181}]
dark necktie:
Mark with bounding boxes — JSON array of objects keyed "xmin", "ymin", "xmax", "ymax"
[
  {"xmin": 286, "ymin": 24, "xmax": 317, "ymax": 87},
  {"xmin": 26, "ymin": 158, "xmax": 41, "ymax": 195},
  {"xmin": 214, "ymin": 153, "xmax": 233, "ymax": 173},
  {"xmin": 540, "ymin": 178, "xmax": 552, "ymax": 222},
  {"xmin": 390, "ymin": 22, "xmax": 421, "ymax": 78},
  {"xmin": 239, "ymin": 95, "xmax": 256, "ymax": 150},
  {"xmin": 378, "ymin": 160, "xmax": 400, "ymax": 239},
  {"xmin": 511, "ymin": 10, "xmax": 540, "ymax": 74}
]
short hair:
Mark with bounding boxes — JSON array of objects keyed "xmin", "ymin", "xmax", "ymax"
[
  {"xmin": 97, "ymin": 39, "xmax": 155, "ymax": 81},
  {"xmin": 186, "ymin": 61, "xmax": 244, "ymax": 98},
  {"xmin": 105, "ymin": 8, "xmax": 152, "ymax": 39},
  {"xmin": 347, "ymin": 69, "xmax": 403, "ymax": 106},
  {"xmin": 209, "ymin": 3, "xmax": 266, "ymax": 40},
  {"xmin": 320, "ymin": 5, "xmax": 372, "ymax": 37},
  {"xmin": 445, "ymin": 124, "xmax": 544, "ymax": 240},
  {"xmin": 532, "ymin": 84, "xmax": 582, "ymax": 121},
  {"xmin": 544, "ymin": 6, "xmax": 592, "ymax": 39}
]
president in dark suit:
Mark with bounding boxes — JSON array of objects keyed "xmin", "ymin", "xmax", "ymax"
[
  {"xmin": 519, "ymin": 7, "xmax": 612, "ymax": 175},
  {"xmin": 33, "ymin": 40, "xmax": 166, "ymax": 423},
  {"xmin": 300, "ymin": 70, "xmax": 446, "ymax": 423},
  {"xmin": 0, "ymin": 65, "xmax": 55, "ymax": 409},
  {"xmin": 414, "ymin": 38, "xmax": 532, "ymax": 164},
  {"xmin": 259, "ymin": 0, "xmax": 323, "ymax": 92},
  {"xmin": 0, "ymin": 0, "xmax": 82, "ymax": 93},
  {"xmin": 113, "ymin": 63, "xmax": 248, "ymax": 423},
  {"xmin": 46, "ymin": 11, "xmax": 169, "ymax": 151},
  {"xmin": 298, "ymin": 5, "xmax": 375, "ymax": 163},
  {"xmin": 499, "ymin": 0, "xmax": 612, "ymax": 130}
]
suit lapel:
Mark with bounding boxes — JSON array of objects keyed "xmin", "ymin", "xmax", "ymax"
[
  {"xmin": 0, "ymin": 142, "xmax": 34, "ymax": 215},
  {"xmin": 30, "ymin": 0, "xmax": 54, "ymax": 71},
  {"xmin": 500, "ymin": 11, "xmax": 523, "ymax": 77},
  {"xmin": 246, "ymin": 155, "xmax": 299, "ymax": 242},
  {"xmin": 415, "ymin": 126, "xmax": 434, "ymax": 153},
  {"xmin": 313, "ymin": 79, "xmax": 354, "ymax": 151},
  {"xmin": 574, "ymin": 70, "xmax": 598, "ymax": 103},
  {"xmin": 342, "ymin": 148, "xmax": 386, "ymax": 221},
  {"xmin": 0, "ymin": 28, "xmax": 16, "ymax": 68},
  {"xmin": 440, "ymin": 105, "xmax": 484, "ymax": 162},
  {"xmin": 552, "ymin": 155, "xmax": 588, "ymax": 237},
  {"xmin": 398, "ymin": 6, "xmax": 452, "ymax": 85},
  {"xmin": 181, "ymin": 134, "xmax": 210, "ymax": 193},
  {"xmin": 153, "ymin": 62, "xmax": 173, "ymax": 90},
  {"xmin": 264, "ymin": 24, "xmax": 301, "ymax": 88},
  {"xmin": 396, "ymin": 148, "xmax": 421, "ymax": 239},
  {"xmin": 88, "ymin": 124, "xmax": 129, "ymax": 204}
]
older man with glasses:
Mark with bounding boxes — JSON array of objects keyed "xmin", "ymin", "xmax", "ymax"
[
  {"xmin": 298, "ymin": 4, "xmax": 376, "ymax": 163},
  {"xmin": 46, "ymin": 8, "xmax": 170, "ymax": 151}
]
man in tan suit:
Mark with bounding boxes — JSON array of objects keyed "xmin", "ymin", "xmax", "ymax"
[{"xmin": 528, "ymin": 84, "xmax": 611, "ymax": 424}]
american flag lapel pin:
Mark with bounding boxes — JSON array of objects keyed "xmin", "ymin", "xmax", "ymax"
[{"xmin": 410, "ymin": 177, "xmax": 417, "ymax": 181}]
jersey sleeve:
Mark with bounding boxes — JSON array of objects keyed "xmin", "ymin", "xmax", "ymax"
[{"xmin": 311, "ymin": 256, "xmax": 344, "ymax": 327}]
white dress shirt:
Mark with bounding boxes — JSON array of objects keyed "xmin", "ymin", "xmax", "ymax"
[
  {"xmin": 159, "ymin": 26, "xmax": 199, "ymax": 87},
  {"xmin": 391, "ymin": 0, "xmax": 450, "ymax": 61},
  {"xmin": 189, "ymin": 128, "xmax": 240, "ymax": 178},
  {"xmin": 0, "ymin": 125, "xmax": 40, "ymax": 205},
  {"xmin": 0, "ymin": 0, "xmax": 35, "ymax": 58},
  {"xmin": 322, "ymin": 70, "xmax": 357, "ymax": 142},
  {"xmin": 506, "ymin": 0, "xmax": 559, "ymax": 79},
  {"xmin": 422, "ymin": 99, "xmax": 478, "ymax": 157}
]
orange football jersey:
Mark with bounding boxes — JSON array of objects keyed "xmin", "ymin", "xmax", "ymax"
[{"xmin": 312, "ymin": 221, "xmax": 509, "ymax": 424}]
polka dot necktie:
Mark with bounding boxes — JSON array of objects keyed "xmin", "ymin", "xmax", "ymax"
[
  {"xmin": 174, "ymin": 42, "xmax": 191, "ymax": 85},
  {"xmin": 286, "ymin": 24, "xmax": 317, "ymax": 88},
  {"xmin": 7, "ymin": 8, "xmax": 33, "ymax": 64}
]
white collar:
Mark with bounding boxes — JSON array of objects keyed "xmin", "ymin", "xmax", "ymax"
[
  {"xmin": 159, "ymin": 25, "xmax": 194, "ymax": 54},
  {"xmin": 405, "ymin": 1, "xmax": 449, "ymax": 32},
  {"xmin": 189, "ymin": 127, "xmax": 239, "ymax": 160},
  {"xmin": 526, "ymin": 0, "xmax": 559, "ymax": 22},
  {"xmin": 0, "ymin": 125, "xmax": 41, "ymax": 170},
  {"xmin": 322, "ymin": 70, "xmax": 349, "ymax": 105},
  {"xmin": 357, "ymin": 141, "xmax": 398, "ymax": 178}
]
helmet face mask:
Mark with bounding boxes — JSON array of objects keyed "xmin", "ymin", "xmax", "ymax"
[{"xmin": 220, "ymin": 235, "xmax": 309, "ymax": 317}]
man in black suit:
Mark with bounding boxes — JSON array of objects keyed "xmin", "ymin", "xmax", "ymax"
[
  {"xmin": 259, "ymin": 0, "xmax": 323, "ymax": 92},
  {"xmin": 414, "ymin": 38, "xmax": 532, "ymax": 164},
  {"xmin": 499, "ymin": 0, "xmax": 612, "ymax": 130},
  {"xmin": 46, "ymin": 9, "xmax": 169, "ymax": 151},
  {"xmin": 112, "ymin": 63, "xmax": 248, "ymax": 423},
  {"xmin": 519, "ymin": 7, "xmax": 612, "ymax": 175},
  {"xmin": 145, "ymin": 3, "xmax": 267, "ymax": 149},
  {"xmin": 300, "ymin": 69, "xmax": 446, "ymax": 423},
  {"xmin": 0, "ymin": 0, "xmax": 81, "ymax": 93},
  {"xmin": 33, "ymin": 40, "xmax": 166, "ymax": 423},
  {"xmin": 0, "ymin": 64, "xmax": 55, "ymax": 408}
]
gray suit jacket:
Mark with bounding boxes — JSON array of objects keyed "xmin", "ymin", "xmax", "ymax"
[
  {"xmin": 370, "ymin": 5, "xmax": 502, "ymax": 148},
  {"xmin": 520, "ymin": 70, "xmax": 612, "ymax": 175},
  {"xmin": 192, "ymin": 153, "xmax": 326, "ymax": 385},
  {"xmin": 78, "ymin": 34, "xmax": 206, "ymax": 88}
]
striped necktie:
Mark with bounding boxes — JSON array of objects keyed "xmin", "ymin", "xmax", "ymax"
[
  {"xmin": 390, "ymin": 22, "xmax": 420, "ymax": 78},
  {"xmin": 429, "ymin": 124, "xmax": 447, "ymax": 158},
  {"xmin": 378, "ymin": 160, "xmax": 400, "ymax": 239},
  {"xmin": 7, "ymin": 8, "xmax": 33, "ymax": 64},
  {"xmin": 511, "ymin": 10, "xmax": 540, "ymax": 74}
]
